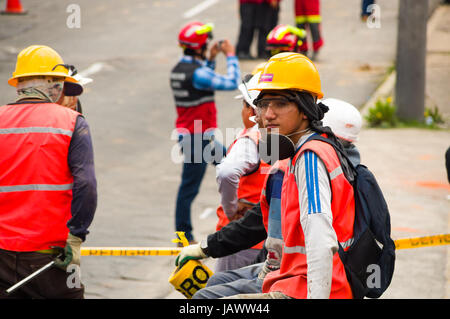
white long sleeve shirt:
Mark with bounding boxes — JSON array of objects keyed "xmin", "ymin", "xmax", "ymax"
[
  {"xmin": 294, "ymin": 132, "xmax": 339, "ymax": 299},
  {"xmin": 216, "ymin": 125, "xmax": 260, "ymax": 219}
]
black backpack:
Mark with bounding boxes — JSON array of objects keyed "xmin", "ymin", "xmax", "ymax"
[{"xmin": 307, "ymin": 134, "xmax": 396, "ymax": 299}]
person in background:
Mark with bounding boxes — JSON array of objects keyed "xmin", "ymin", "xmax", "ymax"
[
  {"xmin": 265, "ymin": 24, "xmax": 307, "ymax": 57},
  {"xmin": 361, "ymin": 0, "xmax": 376, "ymax": 22},
  {"xmin": 294, "ymin": 0, "xmax": 323, "ymax": 60},
  {"xmin": 236, "ymin": 0, "xmax": 281, "ymax": 60},
  {"xmin": 170, "ymin": 22, "xmax": 241, "ymax": 244}
]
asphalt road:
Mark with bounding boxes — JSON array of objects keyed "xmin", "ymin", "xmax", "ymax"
[{"xmin": 0, "ymin": 0, "xmax": 448, "ymax": 299}]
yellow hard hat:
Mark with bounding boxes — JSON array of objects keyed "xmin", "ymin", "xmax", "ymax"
[
  {"xmin": 168, "ymin": 260, "xmax": 213, "ymax": 299},
  {"xmin": 251, "ymin": 62, "xmax": 267, "ymax": 75},
  {"xmin": 8, "ymin": 45, "xmax": 78, "ymax": 87},
  {"xmin": 252, "ymin": 52, "xmax": 323, "ymax": 99}
]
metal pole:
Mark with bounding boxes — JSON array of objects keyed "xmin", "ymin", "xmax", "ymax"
[
  {"xmin": 6, "ymin": 261, "xmax": 55, "ymax": 295},
  {"xmin": 395, "ymin": 0, "xmax": 428, "ymax": 121}
]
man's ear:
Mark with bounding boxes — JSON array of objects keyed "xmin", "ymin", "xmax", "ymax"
[{"xmin": 302, "ymin": 112, "xmax": 308, "ymax": 120}]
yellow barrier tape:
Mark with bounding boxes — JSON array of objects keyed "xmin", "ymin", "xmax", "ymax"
[
  {"xmin": 80, "ymin": 234, "xmax": 450, "ymax": 256},
  {"xmin": 81, "ymin": 247, "xmax": 181, "ymax": 256},
  {"xmin": 394, "ymin": 234, "xmax": 450, "ymax": 250}
]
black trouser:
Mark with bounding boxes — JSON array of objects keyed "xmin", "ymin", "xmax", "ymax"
[
  {"xmin": 236, "ymin": 3, "xmax": 279, "ymax": 57},
  {"xmin": 0, "ymin": 249, "xmax": 84, "ymax": 299}
]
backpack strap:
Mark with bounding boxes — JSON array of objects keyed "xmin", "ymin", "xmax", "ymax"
[
  {"xmin": 305, "ymin": 134, "xmax": 356, "ymax": 183},
  {"xmin": 303, "ymin": 135, "xmax": 355, "ymax": 263}
]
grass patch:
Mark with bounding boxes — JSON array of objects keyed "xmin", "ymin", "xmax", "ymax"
[{"xmin": 365, "ymin": 97, "xmax": 447, "ymax": 130}]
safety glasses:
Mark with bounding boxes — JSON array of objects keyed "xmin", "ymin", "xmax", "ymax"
[{"xmin": 255, "ymin": 96, "xmax": 298, "ymax": 110}]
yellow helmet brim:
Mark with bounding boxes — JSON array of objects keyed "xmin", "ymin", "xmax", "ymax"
[{"xmin": 8, "ymin": 73, "xmax": 77, "ymax": 87}]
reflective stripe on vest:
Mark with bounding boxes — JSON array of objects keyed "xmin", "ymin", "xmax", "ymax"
[
  {"xmin": 0, "ymin": 127, "xmax": 73, "ymax": 137},
  {"xmin": 174, "ymin": 95, "xmax": 215, "ymax": 108},
  {"xmin": 0, "ymin": 183, "xmax": 73, "ymax": 193}
]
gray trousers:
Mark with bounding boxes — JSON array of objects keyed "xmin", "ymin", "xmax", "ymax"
[
  {"xmin": 192, "ymin": 263, "xmax": 264, "ymax": 299},
  {"xmin": 214, "ymin": 248, "xmax": 261, "ymax": 273}
]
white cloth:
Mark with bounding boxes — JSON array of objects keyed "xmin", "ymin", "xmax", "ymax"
[
  {"xmin": 216, "ymin": 126, "xmax": 259, "ymax": 219},
  {"xmin": 293, "ymin": 132, "xmax": 338, "ymax": 299},
  {"xmin": 16, "ymin": 77, "xmax": 64, "ymax": 102}
]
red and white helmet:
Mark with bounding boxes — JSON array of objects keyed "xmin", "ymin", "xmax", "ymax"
[
  {"xmin": 266, "ymin": 24, "xmax": 306, "ymax": 54},
  {"xmin": 178, "ymin": 21, "xmax": 214, "ymax": 50}
]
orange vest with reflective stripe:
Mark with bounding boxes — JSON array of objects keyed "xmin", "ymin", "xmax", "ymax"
[
  {"xmin": 0, "ymin": 102, "xmax": 79, "ymax": 252},
  {"xmin": 263, "ymin": 135, "xmax": 355, "ymax": 299},
  {"xmin": 216, "ymin": 129, "xmax": 269, "ymax": 250}
]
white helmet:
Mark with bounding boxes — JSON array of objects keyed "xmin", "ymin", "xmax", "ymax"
[
  {"xmin": 321, "ymin": 98, "xmax": 362, "ymax": 142},
  {"xmin": 234, "ymin": 72, "xmax": 261, "ymax": 109}
]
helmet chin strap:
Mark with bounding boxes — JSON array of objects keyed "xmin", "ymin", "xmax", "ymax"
[{"xmin": 285, "ymin": 128, "xmax": 310, "ymax": 138}]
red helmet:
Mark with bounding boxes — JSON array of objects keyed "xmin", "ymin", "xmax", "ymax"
[
  {"xmin": 178, "ymin": 22, "xmax": 214, "ymax": 50},
  {"xmin": 266, "ymin": 24, "xmax": 306, "ymax": 54}
]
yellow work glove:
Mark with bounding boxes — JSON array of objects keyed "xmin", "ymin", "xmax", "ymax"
[
  {"xmin": 54, "ymin": 233, "xmax": 83, "ymax": 269},
  {"xmin": 175, "ymin": 243, "xmax": 206, "ymax": 267}
]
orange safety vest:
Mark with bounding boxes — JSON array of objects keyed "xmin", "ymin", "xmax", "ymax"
[
  {"xmin": 263, "ymin": 134, "xmax": 355, "ymax": 299},
  {"xmin": 216, "ymin": 129, "xmax": 270, "ymax": 250},
  {"xmin": 0, "ymin": 102, "xmax": 79, "ymax": 252}
]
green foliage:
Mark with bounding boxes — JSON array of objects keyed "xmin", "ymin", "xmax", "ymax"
[
  {"xmin": 424, "ymin": 106, "xmax": 445, "ymax": 127},
  {"xmin": 365, "ymin": 97, "xmax": 398, "ymax": 128},
  {"xmin": 365, "ymin": 97, "xmax": 447, "ymax": 130}
]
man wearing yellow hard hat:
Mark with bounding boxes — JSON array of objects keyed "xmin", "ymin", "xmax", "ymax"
[
  {"xmin": 178, "ymin": 52, "xmax": 357, "ymax": 299},
  {"xmin": 0, "ymin": 45, "xmax": 97, "ymax": 299},
  {"xmin": 247, "ymin": 52, "xmax": 355, "ymax": 298}
]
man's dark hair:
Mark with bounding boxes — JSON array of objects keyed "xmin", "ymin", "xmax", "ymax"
[
  {"xmin": 184, "ymin": 44, "xmax": 207, "ymax": 59},
  {"xmin": 291, "ymin": 90, "xmax": 344, "ymax": 148}
]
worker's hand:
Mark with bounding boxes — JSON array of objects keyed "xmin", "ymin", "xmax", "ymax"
[
  {"xmin": 175, "ymin": 243, "xmax": 206, "ymax": 267},
  {"xmin": 220, "ymin": 39, "xmax": 236, "ymax": 57},
  {"xmin": 269, "ymin": 0, "xmax": 278, "ymax": 8},
  {"xmin": 54, "ymin": 233, "xmax": 83, "ymax": 270},
  {"xmin": 236, "ymin": 201, "xmax": 253, "ymax": 215},
  {"xmin": 209, "ymin": 41, "xmax": 221, "ymax": 61}
]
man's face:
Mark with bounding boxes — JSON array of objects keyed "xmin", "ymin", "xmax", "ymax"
[{"xmin": 255, "ymin": 91, "xmax": 307, "ymax": 139}]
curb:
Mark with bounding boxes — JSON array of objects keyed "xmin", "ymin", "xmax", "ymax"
[{"xmin": 359, "ymin": 70, "xmax": 396, "ymax": 122}]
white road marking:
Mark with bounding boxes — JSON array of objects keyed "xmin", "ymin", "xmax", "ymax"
[
  {"xmin": 183, "ymin": 0, "xmax": 219, "ymax": 19},
  {"xmin": 79, "ymin": 62, "xmax": 106, "ymax": 77}
]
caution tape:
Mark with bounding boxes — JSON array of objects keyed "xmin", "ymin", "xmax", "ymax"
[
  {"xmin": 80, "ymin": 234, "xmax": 450, "ymax": 256},
  {"xmin": 394, "ymin": 234, "xmax": 450, "ymax": 250},
  {"xmin": 81, "ymin": 247, "xmax": 181, "ymax": 256}
]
